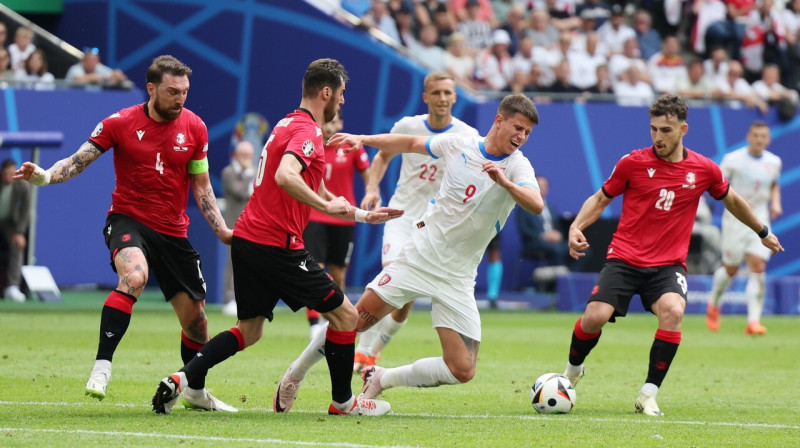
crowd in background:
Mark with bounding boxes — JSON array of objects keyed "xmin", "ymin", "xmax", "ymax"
[{"xmin": 335, "ymin": 0, "xmax": 800, "ymax": 112}]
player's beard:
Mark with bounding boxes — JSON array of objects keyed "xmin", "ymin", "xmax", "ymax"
[
  {"xmin": 153, "ymin": 91, "xmax": 182, "ymax": 121},
  {"xmin": 323, "ymin": 98, "xmax": 338, "ymax": 123}
]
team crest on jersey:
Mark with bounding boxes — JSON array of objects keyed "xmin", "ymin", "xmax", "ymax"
[
  {"xmin": 683, "ymin": 172, "xmax": 696, "ymax": 189},
  {"xmin": 302, "ymin": 140, "xmax": 315, "ymax": 156},
  {"xmin": 378, "ymin": 274, "xmax": 391, "ymax": 286},
  {"xmin": 176, "ymin": 133, "xmax": 186, "ymax": 145},
  {"xmin": 91, "ymin": 122, "xmax": 103, "ymax": 138}
]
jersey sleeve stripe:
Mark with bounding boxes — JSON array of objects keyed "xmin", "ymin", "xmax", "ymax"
[
  {"xmin": 424, "ymin": 136, "xmax": 438, "ymax": 159},
  {"xmin": 518, "ymin": 181, "xmax": 540, "ymax": 189},
  {"xmin": 87, "ymin": 139, "xmax": 108, "ymax": 153},
  {"xmin": 286, "ymin": 151, "xmax": 308, "ymax": 171}
]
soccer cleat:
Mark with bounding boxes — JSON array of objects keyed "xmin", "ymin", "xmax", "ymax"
[
  {"xmin": 152, "ymin": 372, "xmax": 185, "ymax": 414},
  {"xmin": 84, "ymin": 363, "xmax": 111, "ymax": 400},
  {"xmin": 353, "ymin": 352, "xmax": 377, "ymax": 373},
  {"xmin": 182, "ymin": 387, "xmax": 238, "ymax": 412},
  {"xmin": 635, "ymin": 391, "xmax": 664, "ymax": 416},
  {"xmin": 563, "ymin": 366, "xmax": 584, "ymax": 388},
  {"xmin": 327, "ymin": 396, "xmax": 391, "ymax": 416},
  {"xmin": 745, "ymin": 321, "xmax": 768, "ymax": 335},
  {"xmin": 273, "ymin": 366, "xmax": 302, "ymax": 413},
  {"xmin": 360, "ymin": 365, "xmax": 385, "ymax": 399},
  {"xmin": 706, "ymin": 304, "xmax": 721, "ymax": 332},
  {"xmin": 4, "ymin": 285, "xmax": 26, "ymax": 302}
]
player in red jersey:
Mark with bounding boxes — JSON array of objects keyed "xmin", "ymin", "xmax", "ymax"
[
  {"xmin": 561, "ymin": 95, "xmax": 784, "ymax": 417},
  {"xmin": 303, "ymin": 111, "xmax": 370, "ymax": 338},
  {"xmin": 14, "ymin": 55, "xmax": 236, "ymax": 411},
  {"xmin": 151, "ymin": 58, "xmax": 402, "ymax": 416}
]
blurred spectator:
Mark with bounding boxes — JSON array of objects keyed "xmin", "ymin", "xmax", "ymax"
[
  {"xmin": 568, "ymin": 32, "xmax": 607, "ymax": 90},
  {"xmin": 475, "ymin": 28, "xmax": 514, "ymax": 90},
  {"xmin": 15, "ymin": 49, "xmax": 55, "ymax": 89},
  {"xmin": 0, "ymin": 159, "xmax": 30, "ymax": 303},
  {"xmin": 597, "ymin": 4, "xmax": 636, "ymax": 54},
  {"xmin": 451, "ymin": 0, "xmax": 496, "ymax": 25},
  {"xmin": 431, "ymin": 2, "xmax": 457, "ymax": 47},
  {"xmin": 608, "ymin": 37, "xmax": 650, "ymax": 85},
  {"xmin": 578, "ymin": 8, "xmax": 601, "ymax": 33},
  {"xmin": 498, "ymin": 3, "xmax": 528, "ymax": 55},
  {"xmin": 714, "ymin": 59, "xmax": 768, "ymax": 112},
  {"xmin": 545, "ymin": 0, "xmax": 583, "ymax": 30},
  {"xmin": 641, "ymin": 0, "xmax": 682, "ymax": 37},
  {"xmin": 8, "ymin": 26, "xmax": 35, "ymax": 72},
  {"xmin": 614, "ymin": 64, "xmax": 656, "ymax": 106},
  {"xmin": 492, "ymin": 0, "xmax": 524, "ymax": 26},
  {"xmin": 508, "ymin": 62, "xmax": 549, "ymax": 93},
  {"xmin": 65, "ymin": 47, "xmax": 129, "ymax": 86},
  {"xmin": 515, "ymin": 175, "xmax": 569, "ymax": 267},
  {"xmin": 457, "ymin": 0, "xmax": 493, "ymax": 53},
  {"xmin": 691, "ymin": 0, "xmax": 727, "ymax": 55},
  {"xmin": 576, "ymin": 0, "xmax": 611, "ymax": 29},
  {"xmin": 752, "ymin": 63, "xmax": 799, "ymax": 106},
  {"xmin": 546, "ymin": 59, "xmax": 582, "ymax": 94},
  {"xmin": 512, "ymin": 35, "xmax": 556, "ymax": 86},
  {"xmin": 394, "ymin": 4, "xmax": 419, "ymax": 48},
  {"xmin": 362, "ymin": 0, "xmax": 402, "ymax": 42},
  {"xmin": 526, "ymin": 9, "xmax": 561, "ymax": 49},
  {"xmin": 0, "ymin": 22, "xmax": 8, "ymax": 48},
  {"xmin": 705, "ymin": 0, "xmax": 755, "ymax": 60},
  {"xmin": 0, "ymin": 48, "xmax": 12, "ymax": 85},
  {"xmin": 585, "ymin": 63, "xmax": 614, "ymax": 94},
  {"xmin": 677, "ymin": 58, "xmax": 718, "ymax": 100},
  {"xmin": 703, "ymin": 46, "xmax": 730, "ymax": 85},
  {"xmin": 444, "ymin": 32, "xmax": 477, "ymax": 87},
  {"xmin": 633, "ymin": 9, "xmax": 662, "ymax": 59},
  {"xmin": 740, "ymin": 0, "xmax": 787, "ymax": 82},
  {"xmin": 412, "ymin": 24, "xmax": 447, "ymax": 70},
  {"xmin": 784, "ymin": 0, "xmax": 800, "ymax": 90},
  {"xmin": 647, "ymin": 35, "xmax": 687, "ymax": 94}
]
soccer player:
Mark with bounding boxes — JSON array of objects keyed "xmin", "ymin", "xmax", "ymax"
[
  {"xmin": 275, "ymin": 94, "xmax": 543, "ymax": 412},
  {"xmin": 14, "ymin": 55, "xmax": 237, "ymax": 411},
  {"xmin": 353, "ymin": 71, "xmax": 479, "ymax": 372},
  {"xmin": 151, "ymin": 58, "xmax": 401, "ymax": 416},
  {"xmin": 562, "ymin": 95, "xmax": 784, "ymax": 417},
  {"xmin": 303, "ymin": 111, "xmax": 370, "ymax": 338},
  {"xmin": 706, "ymin": 121, "xmax": 782, "ymax": 335}
]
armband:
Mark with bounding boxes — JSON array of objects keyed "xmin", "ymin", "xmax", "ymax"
[
  {"xmin": 188, "ymin": 157, "xmax": 209, "ymax": 174},
  {"xmin": 757, "ymin": 225, "xmax": 770, "ymax": 239},
  {"xmin": 31, "ymin": 169, "xmax": 51, "ymax": 186},
  {"xmin": 354, "ymin": 208, "xmax": 368, "ymax": 223}
]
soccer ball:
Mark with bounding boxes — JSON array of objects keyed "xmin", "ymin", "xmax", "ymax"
[{"xmin": 530, "ymin": 373, "xmax": 576, "ymax": 414}]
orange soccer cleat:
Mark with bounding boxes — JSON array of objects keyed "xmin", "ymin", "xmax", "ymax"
[
  {"xmin": 745, "ymin": 321, "xmax": 768, "ymax": 335},
  {"xmin": 705, "ymin": 304, "xmax": 721, "ymax": 332}
]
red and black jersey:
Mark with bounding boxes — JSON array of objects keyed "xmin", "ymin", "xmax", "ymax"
[
  {"xmin": 234, "ymin": 109, "xmax": 325, "ymax": 250},
  {"xmin": 308, "ymin": 144, "xmax": 369, "ymax": 226},
  {"xmin": 602, "ymin": 146, "xmax": 729, "ymax": 268},
  {"xmin": 88, "ymin": 102, "xmax": 208, "ymax": 237}
]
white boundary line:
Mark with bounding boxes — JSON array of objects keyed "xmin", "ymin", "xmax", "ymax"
[{"xmin": 1, "ymin": 400, "xmax": 798, "ymax": 430}]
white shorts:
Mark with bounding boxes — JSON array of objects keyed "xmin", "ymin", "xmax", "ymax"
[
  {"xmin": 366, "ymin": 260, "xmax": 481, "ymax": 342},
  {"xmin": 381, "ymin": 214, "xmax": 415, "ymax": 265},
  {"xmin": 720, "ymin": 219, "xmax": 772, "ymax": 265}
]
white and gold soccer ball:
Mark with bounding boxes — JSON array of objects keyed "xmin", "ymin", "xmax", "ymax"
[{"xmin": 530, "ymin": 373, "xmax": 576, "ymax": 414}]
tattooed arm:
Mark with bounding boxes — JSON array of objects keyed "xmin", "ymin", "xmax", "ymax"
[
  {"xmin": 191, "ymin": 171, "xmax": 233, "ymax": 245},
  {"xmin": 13, "ymin": 141, "xmax": 103, "ymax": 185}
]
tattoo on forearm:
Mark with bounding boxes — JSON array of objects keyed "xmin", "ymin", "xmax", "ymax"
[
  {"xmin": 460, "ymin": 334, "xmax": 480, "ymax": 368},
  {"xmin": 51, "ymin": 143, "xmax": 101, "ymax": 184},
  {"xmin": 198, "ymin": 187, "xmax": 221, "ymax": 232}
]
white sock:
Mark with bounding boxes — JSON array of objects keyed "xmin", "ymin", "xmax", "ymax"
[
  {"xmin": 331, "ymin": 395, "xmax": 355, "ymax": 412},
  {"xmin": 564, "ymin": 362, "xmax": 583, "ymax": 377},
  {"xmin": 355, "ymin": 319, "xmax": 382, "ymax": 357},
  {"xmin": 93, "ymin": 359, "xmax": 112, "ymax": 374},
  {"xmin": 371, "ymin": 316, "xmax": 406, "ymax": 355},
  {"xmin": 746, "ymin": 272, "xmax": 765, "ymax": 322},
  {"xmin": 290, "ymin": 321, "xmax": 329, "ymax": 379},
  {"xmin": 641, "ymin": 382, "xmax": 659, "ymax": 396},
  {"xmin": 380, "ymin": 357, "xmax": 459, "ymax": 390},
  {"xmin": 709, "ymin": 266, "xmax": 733, "ymax": 308}
]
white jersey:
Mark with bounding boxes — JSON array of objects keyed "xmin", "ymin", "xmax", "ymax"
[
  {"xmin": 387, "ymin": 114, "xmax": 479, "ymax": 219},
  {"xmin": 720, "ymin": 147, "xmax": 781, "ymax": 226},
  {"xmin": 398, "ymin": 134, "xmax": 538, "ymax": 278}
]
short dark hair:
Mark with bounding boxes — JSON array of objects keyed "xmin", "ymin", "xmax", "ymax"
[
  {"xmin": 649, "ymin": 95, "xmax": 688, "ymax": 122},
  {"xmin": 302, "ymin": 58, "xmax": 349, "ymax": 99},
  {"xmin": 146, "ymin": 55, "xmax": 192, "ymax": 85},
  {"xmin": 1, "ymin": 158, "xmax": 16, "ymax": 170},
  {"xmin": 498, "ymin": 93, "xmax": 539, "ymax": 125},
  {"xmin": 750, "ymin": 120, "xmax": 769, "ymax": 130}
]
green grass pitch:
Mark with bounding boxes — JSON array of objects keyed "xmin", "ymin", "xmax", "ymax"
[{"xmin": 1, "ymin": 289, "xmax": 798, "ymax": 447}]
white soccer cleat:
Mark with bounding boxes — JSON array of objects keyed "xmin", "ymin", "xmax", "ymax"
[
  {"xmin": 563, "ymin": 365, "xmax": 584, "ymax": 388},
  {"xmin": 152, "ymin": 372, "xmax": 185, "ymax": 414},
  {"xmin": 273, "ymin": 366, "xmax": 303, "ymax": 413},
  {"xmin": 182, "ymin": 386, "xmax": 238, "ymax": 412},
  {"xmin": 4, "ymin": 285, "xmax": 26, "ymax": 302},
  {"xmin": 360, "ymin": 365, "xmax": 385, "ymax": 399},
  {"xmin": 635, "ymin": 391, "xmax": 664, "ymax": 416},
  {"xmin": 85, "ymin": 362, "xmax": 111, "ymax": 400},
  {"xmin": 328, "ymin": 396, "xmax": 391, "ymax": 416}
]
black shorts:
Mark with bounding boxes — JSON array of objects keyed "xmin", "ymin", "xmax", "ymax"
[
  {"xmin": 487, "ymin": 231, "xmax": 502, "ymax": 252},
  {"xmin": 231, "ymin": 236, "xmax": 345, "ymax": 321},
  {"xmin": 103, "ymin": 213, "xmax": 206, "ymax": 302},
  {"xmin": 589, "ymin": 259, "xmax": 688, "ymax": 322},
  {"xmin": 303, "ymin": 221, "xmax": 355, "ymax": 266}
]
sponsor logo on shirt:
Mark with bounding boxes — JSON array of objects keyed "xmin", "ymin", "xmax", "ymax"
[
  {"xmin": 647, "ymin": 168, "xmax": 655, "ymax": 178},
  {"xmin": 136, "ymin": 130, "xmax": 145, "ymax": 140}
]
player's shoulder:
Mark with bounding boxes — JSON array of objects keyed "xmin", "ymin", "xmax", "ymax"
[
  {"xmin": 762, "ymin": 149, "xmax": 782, "ymax": 164},
  {"xmin": 104, "ymin": 103, "xmax": 144, "ymax": 122},
  {"xmin": 392, "ymin": 114, "xmax": 426, "ymax": 131},
  {"xmin": 448, "ymin": 117, "xmax": 480, "ymax": 136},
  {"xmin": 617, "ymin": 147, "xmax": 652, "ymax": 164}
]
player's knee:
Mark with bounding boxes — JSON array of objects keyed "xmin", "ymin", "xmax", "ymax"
[
  {"xmin": 120, "ymin": 269, "xmax": 147, "ymax": 292},
  {"xmin": 450, "ymin": 364, "xmax": 476, "ymax": 383}
]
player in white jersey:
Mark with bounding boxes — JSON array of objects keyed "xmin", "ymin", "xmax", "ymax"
[
  {"xmin": 706, "ymin": 121, "xmax": 782, "ymax": 335},
  {"xmin": 353, "ymin": 72, "xmax": 479, "ymax": 371},
  {"xmin": 276, "ymin": 94, "xmax": 542, "ymax": 411}
]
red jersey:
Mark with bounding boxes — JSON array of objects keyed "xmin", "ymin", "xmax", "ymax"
[
  {"xmin": 602, "ymin": 147, "xmax": 729, "ymax": 268},
  {"xmin": 234, "ymin": 109, "xmax": 324, "ymax": 250},
  {"xmin": 308, "ymin": 144, "xmax": 369, "ymax": 226},
  {"xmin": 88, "ymin": 102, "xmax": 208, "ymax": 237}
]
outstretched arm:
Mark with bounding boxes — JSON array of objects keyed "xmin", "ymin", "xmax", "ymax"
[
  {"xmin": 360, "ymin": 150, "xmax": 393, "ymax": 210},
  {"xmin": 13, "ymin": 141, "xmax": 103, "ymax": 185},
  {"xmin": 328, "ymin": 133, "xmax": 428, "ymax": 158},
  {"xmin": 191, "ymin": 171, "xmax": 233, "ymax": 244},
  {"xmin": 568, "ymin": 189, "xmax": 613, "ymax": 260},
  {"xmin": 722, "ymin": 187, "xmax": 784, "ymax": 254}
]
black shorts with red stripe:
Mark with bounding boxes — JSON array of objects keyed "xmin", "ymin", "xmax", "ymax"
[
  {"xmin": 231, "ymin": 236, "xmax": 345, "ymax": 321},
  {"xmin": 588, "ymin": 259, "xmax": 687, "ymax": 322}
]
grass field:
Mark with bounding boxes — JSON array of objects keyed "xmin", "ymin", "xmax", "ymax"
[{"xmin": 1, "ymin": 290, "xmax": 798, "ymax": 448}]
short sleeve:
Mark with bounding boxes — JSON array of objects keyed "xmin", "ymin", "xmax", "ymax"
[
  {"xmin": 88, "ymin": 112, "xmax": 121, "ymax": 151},
  {"xmin": 506, "ymin": 156, "xmax": 538, "ymax": 188},
  {"xmin": 192, "ymin": 119, "xmax": 209, "ymax": 161},
  {"xmin": 719, "ymin": 153, "xmax": 733, "ymax": 180},
  {"xmin": 706, "ymin": 159, "xmax": 729, "ymax": 200},
  {"xmin": 602, "ymin": 153, "xmax": 633, "ymax": 197},
  {"xmin": 426, "ymin": 133, "xmax": 456, "ymax": 159},
  {"xmin": 285, "ymin": 122, "xmax": 321, "ymax": 168}
]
